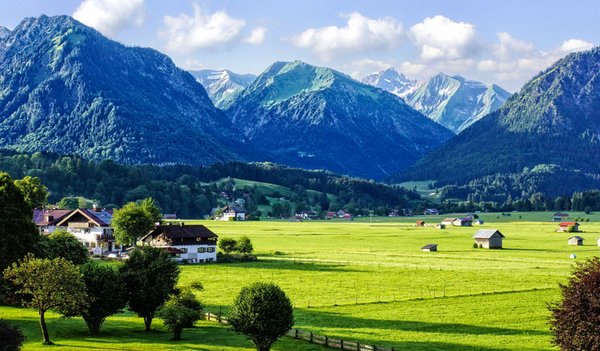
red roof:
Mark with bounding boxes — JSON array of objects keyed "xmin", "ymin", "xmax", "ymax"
[{"xmin": 560, "ymin": 222, "xmax": 579, "ymax": 226}]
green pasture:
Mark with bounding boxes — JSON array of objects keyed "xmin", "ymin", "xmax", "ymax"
[{"xmin": 4, "ymin": 212, "xmax": 600, "ymax": 350}]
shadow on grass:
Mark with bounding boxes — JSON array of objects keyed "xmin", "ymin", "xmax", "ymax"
[
  {"xmin": 295, "ymin": 309, "xmax": 548, "ymax": 337},
  {"xmin": 215, "ymin": 260, "xmax": 360, "ymax": 272}
]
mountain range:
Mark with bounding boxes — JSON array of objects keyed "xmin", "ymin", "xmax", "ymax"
[
  {"xmin": 362, "ymin": 69, "xmax": 511, "ymax": 133},
  {"xmin": 0, "ymin": 15, "xmax": 245, "ymax": 165},
  {"xmin": 398, "ymin": 46, "xmax": 600, "ymax": 194},
  {"xmin": 224, "ymin": 60, "xmax": 453, "ymax": 179},
  {"xmin": 189, "ymin": 69, "xmax": 256, "ymax": 109}
]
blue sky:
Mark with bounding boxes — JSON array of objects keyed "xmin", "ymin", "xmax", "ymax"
[{"xmin": 1, "ymin": 0, "xmax": 598, "ymax": 91}]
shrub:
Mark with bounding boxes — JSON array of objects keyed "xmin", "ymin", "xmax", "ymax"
[
  {"xmin": 550, "ymin": 257, "xmax": 600, "ymax": 350},
  {"xmin": 0, "ymin": 320, "xmax": 25, "ymax": 351},
  {"xmin": 218, "ymin": 238, "xmax": 237, "ymax": 254},
  {"xmin": 229, "ymin": 282, "xmax": 294, "ymax": 351},
  {"xmin": 236, "ymin": 236, "xmax": 254, "ymax": 254},
  {"xmin": 157, "ymin": 290, "xmax": 202, "ymax": 340},
  {"xmin": 473, "ymin": 242, "xmax": 479, "ymax": 249}
]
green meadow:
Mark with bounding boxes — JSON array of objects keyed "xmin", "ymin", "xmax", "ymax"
[{"xmin": 5, "ymin": 211, "xmax": 600, "ymax": 350}]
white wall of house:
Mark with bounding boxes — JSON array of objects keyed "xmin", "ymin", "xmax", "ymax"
[
  {"xmin": 173, "ymin": 245, "xmax": 217, "ymax": 263},
  {"xmin": 43, "ymin": 225, "xmax": 120, "ymax": 254},
  {"xmin": 220, "ymin": 212, "xmax": 245, "ymax": 221}
]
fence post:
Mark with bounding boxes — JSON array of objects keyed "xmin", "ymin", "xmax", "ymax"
[
  {"xmin": 295, "ymin": 328, "xmax": 299, "ymax": 339},
  {"xmin": 310, "ymin": 332, "xmax": 313, "ymax": 343},
  {"xmin": 341, "ymin": 339, "xmax": 345, "ymax": 350},
  {"xmin": 325, "ymin": 335, "xmax": 328, "ymax": 346}
]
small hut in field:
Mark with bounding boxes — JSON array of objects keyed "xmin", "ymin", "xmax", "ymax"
[
  {"xmin": 568, "ymin": 236, "xmax": 584, "ymax": 246},
  {"xmin": 422, "ymin": 244, "xmax": 438, "ymax": 252},
  {"xmin": 473, "ymin": 229, "xmax": 505, "ymax": 249}
]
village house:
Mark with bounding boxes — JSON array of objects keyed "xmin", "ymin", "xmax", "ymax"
[
  {"xmin": 388, "ymin": 209, "xmax": 400, "ymax": 217},
  {"xmin": 568, "ymin": 236, "xmax": 584, "ymax": 246},
  {"xmin": 422, "ymin": 244, "xmax": 438, "ymax": 252},
  {"xmin": 216, "ymin": 205, "xmax": 246, "ymax": 221},
  {"xmin": 342, "ymin": 213, "xmax": 353, "ymax": 221},
  {"xmin": 325, "ymin": 211, "xmax": 336, "ymax": 219},
  {"xmin": 473, "ymin": 229, "xmax": 505, "ymax": 249},
  {"xmin": 34, "ymin": 206, "xmax": 119, "ymax": 255},
  {"xmin": 552, "ymin": 213, "xmax": 569, "ymax": 222},
  {"xmin": 140, "ymin": 223, "xmax": 218, "ymax": 263},
  {"xmin": 336, "ymin": 210, "xmax": 347, "ymax": 218},
  {"xmin": 557, "ymin": 222, "xmax": 580, "ymax": 232},
  {"xmin": 453, "ymin": 218, "xmax": 473, "ymax": 227},
  {"xmin": 441, "ymin": 218, "xmax": 457, "ymax": 226}
]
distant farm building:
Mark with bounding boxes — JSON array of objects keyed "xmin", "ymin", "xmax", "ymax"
[
  {"xmin": 326, "ymin": 211, "xmax": 336, "ymax": 219},
  {"xmin": 217, "ymin": 205, "xmax": 246, "ymax": 221},
  {"xmin": 342, "ymin": 213, "xmax": 353, "ymax": 221},
  {"xmin": 441, "ymin": 218, "xmax": 457, "ymax": 226},
  {"xmin": 423, "ymin": 208, "xmax": 439, "ymax": 215},
  {"xmin": 453, "ymin": 218, "xmax": 473, "ymax": 227},
  {"xmin": 557, "ymin": 222, "xmax": 580, "ymax": 232},
  {"xmin": 597, "ymin": 238, "xmax": 600, "ymax": 246},
  {"xmin": 163, "ymin": 213, "xmax": 178, "ymax": 220},
  {"xmin": 475, "ymin": 219, "xmax": 485, "ymax": 225},
  {"xmin": 422, "ymin": 244, "xmax": 438, "ymax": 252},
  {"xmin": 473, "ymin": 229, "xmax": 505, "ymax": 249},
  {"xmin": 552, "ymin": 213, "xmax": 569, "ymax": 222},
  {"xmin": 336, "ymin": 210, "xmax": 347, "ymax": 218},
  {"xmin": 568, "ymin": 236, "xmax": 584, "ymax": 246},
  {"xmin": 436, "ymin": 223, "xmax": 446, "ymax": 229},
  {"xmin": 416, "ymin": 220, "xmax": 425, "ymax": 227}
]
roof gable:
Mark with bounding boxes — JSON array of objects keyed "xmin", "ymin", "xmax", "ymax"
[{"xmin": 473, "ymin": 229, "xmax": 505, "ymax": 239}]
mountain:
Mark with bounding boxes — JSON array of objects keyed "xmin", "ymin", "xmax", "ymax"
[
  {"xmin": 189, "ymin": 69, "xmax": 256, "ymax": 109},
  {"xmin": 0, "ymin": 26, "xmax": 9, "ymax": 40},
  {"xmin": 361, "ymin": 68, "xmax": 416, "ymax": 97},
  {"xmin": 398, "ymin": 47, "xmax": 600, "ymax": 193},
  {"xmin": 225, "ymin": 61, "xmax": 453, "ymax": 180},
  {"xmin": 362, "ymin": 70, "xmax": 511, "ymax": 133},
  {"xmin": 0, "ymin": 15, "xmax": 245, "ymax": 166}
]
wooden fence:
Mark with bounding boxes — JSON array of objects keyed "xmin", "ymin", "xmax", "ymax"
[{"xmin": 204, "ymin": 312, "xmax": 396, "ymax": 351}]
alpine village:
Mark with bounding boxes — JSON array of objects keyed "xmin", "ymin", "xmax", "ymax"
[{"xmin": 2, "ymin": 2, "xmax": 600, "ymax": 351}]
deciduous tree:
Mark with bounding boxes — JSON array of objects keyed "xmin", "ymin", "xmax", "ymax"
[
  {"xmin": 112, "ymin": 198, "xmax": 161, "ymax": 246},
  {"xmin": 157, "ymin": 290, "xmax": 202, "ymax": 340}
]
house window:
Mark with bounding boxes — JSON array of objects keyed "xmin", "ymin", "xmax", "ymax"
[
  {"xmin": 179, "ymin": 248, "xmax": 188, "ymax": 254},
  {"xmin": 198, "ymin": 247, "xmax": 206, "ymax": 253},
  {"xmin": 207, "ymin": 247, "xmax": 215, "ymax": 253}
]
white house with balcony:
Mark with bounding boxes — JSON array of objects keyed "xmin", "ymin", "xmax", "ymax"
[{"xmin": 140, "ymin": 223, "xmax": 218, "ymax": 263}]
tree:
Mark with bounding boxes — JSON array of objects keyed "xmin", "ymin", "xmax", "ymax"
[
  {"xmin": 74, "ymin": 262, "xmax": 127, "ymax": 334},
  {"xmin": 56, "ymin": 196, "xmax": 79, "ymax": 210},
  {"xmin": 550, "ymin": 257, "xmax": 600, "ymax": 350},
  {"xmin": 112, "ymin": 198, "xmax": 161, "ymax": 246},
  {"xmin": 157, "ymin": 290, "xmax": 202, "ymax": 340},
  {"xmin": 3, "ymin": 255, "xmax": 86, "ymax": 344},
  {"xmin": 120, "ymin": 247, "xmax": 179, "ymax": 331},
  {"xmin": 0, "ymin": 173, "xmax": 40, "ymax": 273},
  {"xmin": 42, "ymin": 229, "xmax": 89, "ymax": 265},
  {"xmin": 0, "ymin": 320, "xmax": 25, "ymax": 351},
  {"xmin": 218, "ymin": 238, "xmax": 238, "ymax": 254},
  {"xmin": 236, "ymin": 236, "xmax": 254, "ymax": 254},
  {"xmin": 14, "ymin": 176, "xmax": 48, "ymax": 209},
  {"xmin": 228, "ymin": 283, "xmax": 294, "ymax": 351}
]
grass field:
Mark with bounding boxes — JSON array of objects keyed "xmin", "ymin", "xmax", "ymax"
[{"xmin": 4, "ymin": 211, "xmax": 599, "ymax": 350}]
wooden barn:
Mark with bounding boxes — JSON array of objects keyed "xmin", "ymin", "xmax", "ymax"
[
  {"xmin": 473, "ymin": 229, "xmax": 505, "ymax": 249},
  {"xmin": 416, "ymin": 220, "xmax": 425, "ymax": 227},
  {"xmin": 441, "ymin": 218, "xmax": 457, "ymax": 226},
  {"xmin": 568, "ymin": 236, "xmax": 584, "ymax": 246},
  {"xmin": 454, "ymin": 218, "xmax": 473, "ymax": 227},
  {"xmin": 436, "ymin": 223, "xmax": 446, "ymax": 229},
  {"xmin": 557, "ymin": 222, "xmax": 580, "ymax": 232},
  {"xmin": 422, "ymin": 244, "xmax": 438, "ymax": 252}
]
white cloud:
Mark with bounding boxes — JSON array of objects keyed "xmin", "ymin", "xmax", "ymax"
[
  {"xmin": 161, "ymin": 3, "xmax": 246, "ymax": 53},
  {"xmin": 560, "ymin": 38, "xmax": 594, "ymax": 53},
  {"xmin": 345, "ymin": 58, "xmax": 394, "ymax": 78},
  {"xmin": 73, "ymin": 0, "xmax": 145, "ymax": 37},
  {"xmin": 493, "ymin": 32, "xmax": 536, "ymax": 60},
  {"xmin": 244, "ymin": 26, "xmax": 267, "ymax": 45},
  {"xmin": 292, "ymin": 12, "xmax": 404, "ymax": 61},
  {"xmin": 410, "ymin": 15, "xmax": 479, "ymax": 61},
  {"xmin": 181, "ymin": 58, "xmax": 205, "ymax": 70}
]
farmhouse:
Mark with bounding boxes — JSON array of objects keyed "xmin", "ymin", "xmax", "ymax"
[
  {"xmin": 473, "ymin": 229, "xmax": 505, "ymax": 249},
  {"xmin": 140, "ymin": 223, "xmax": 218, "ymax": 263},
  {"xmin": 34, "ymin": 207, "xmax": 119, "ymax": 255},
  {"xmin": 453, "ymin": 218, "xmax": 473, "ymax": 227},
  {"xmin": 568, "ymin": 236, "xmax": 584, "ymax": 246},
  {"xmin": 342, "ymin": 213, "xmax": 353, "ymax": 220},
  {"xmin": 423, "ymin": 208, "xmax": 439, "ymax": 215},
  {"xmin": 216, "ymin": 205, "xmax": 246, "ymax": 221},
  {"xmin": 336, "ymin": 210, "xmax": 347, "ymax": 218},
  {"xmin": 416, "ymin": 220, "xmax": 425, "ymax": 227},
  {"xmin": 422, "ymin": 244, "xmax": 438, "ymax": 252},
  {"xmin": 436, "ymin": 223, "xmax": 446, "ymax": 229},
  {"xmin": 557, "ymin": 222, "xmax": 580, "ymax": 232},
  {"xmin": 475, "ymin": 219, "xmax": 485, "ymax": 225},
  {"xmin": 552, "ymin": 213, "xmax": 569, "ymax": 222},
  {"xmin": 441, "ymin": 218, "xmax": 457, "ymax": 226}
]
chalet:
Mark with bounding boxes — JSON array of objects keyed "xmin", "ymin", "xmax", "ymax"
[
  {"xmin": 453, "ymin": 218, "xmax": 473, "ymax": 227},
  {"xmin": 416, "ymin": 220, "xmax": 425, "ymax": 227},
  {"xmin": 436, "ymin": 223, "xmax": 446, "ymax": 229},
  {"xmin": 552, "ymin": 213, "xmax": 569, "ymax": 222},
  {"xmin": 475, "ymin": 219, "xmax": 485, "ymax": 225},
  {"xmin": 473, "ymin": 229, "xmax": 505, "ymax": 249},
  {"xmin": 557, "ymin": 222, "xmax": 580, "ymax": 232},
  {"xmin": 33, "ymin": 207, "xmax": 118, "ymax": 255},
  {"xmin": 336, "ymin": 210, "xmax": 347, "ymax": 218},
  {"xmin": 422, "ymin": 244, "xmax": 438, "ymax": 252},
  {"xmin": 568, "ymin": 236, "xmax": 584, "ymax": 246},
  {"xmin": 342, "ymin": 213, "xmax": 353, "ymax": 221},
  {"xmin": 326, "ymin": 211, "xmax": 336, "ymax": 219},
  {"xmin": 140, "ymin": 223, "xmax": 218, "ymax": 263},
  {"xmin": 217, "ymin": 205, "xmax": 246, "ymax": 221},
  {"xmin": 423, "ymin": 208, "xmax": 440, "ymax": 215},
  {"xmin": 441, "ymin": 218, "xmax": 457, "ymax": 226}
]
